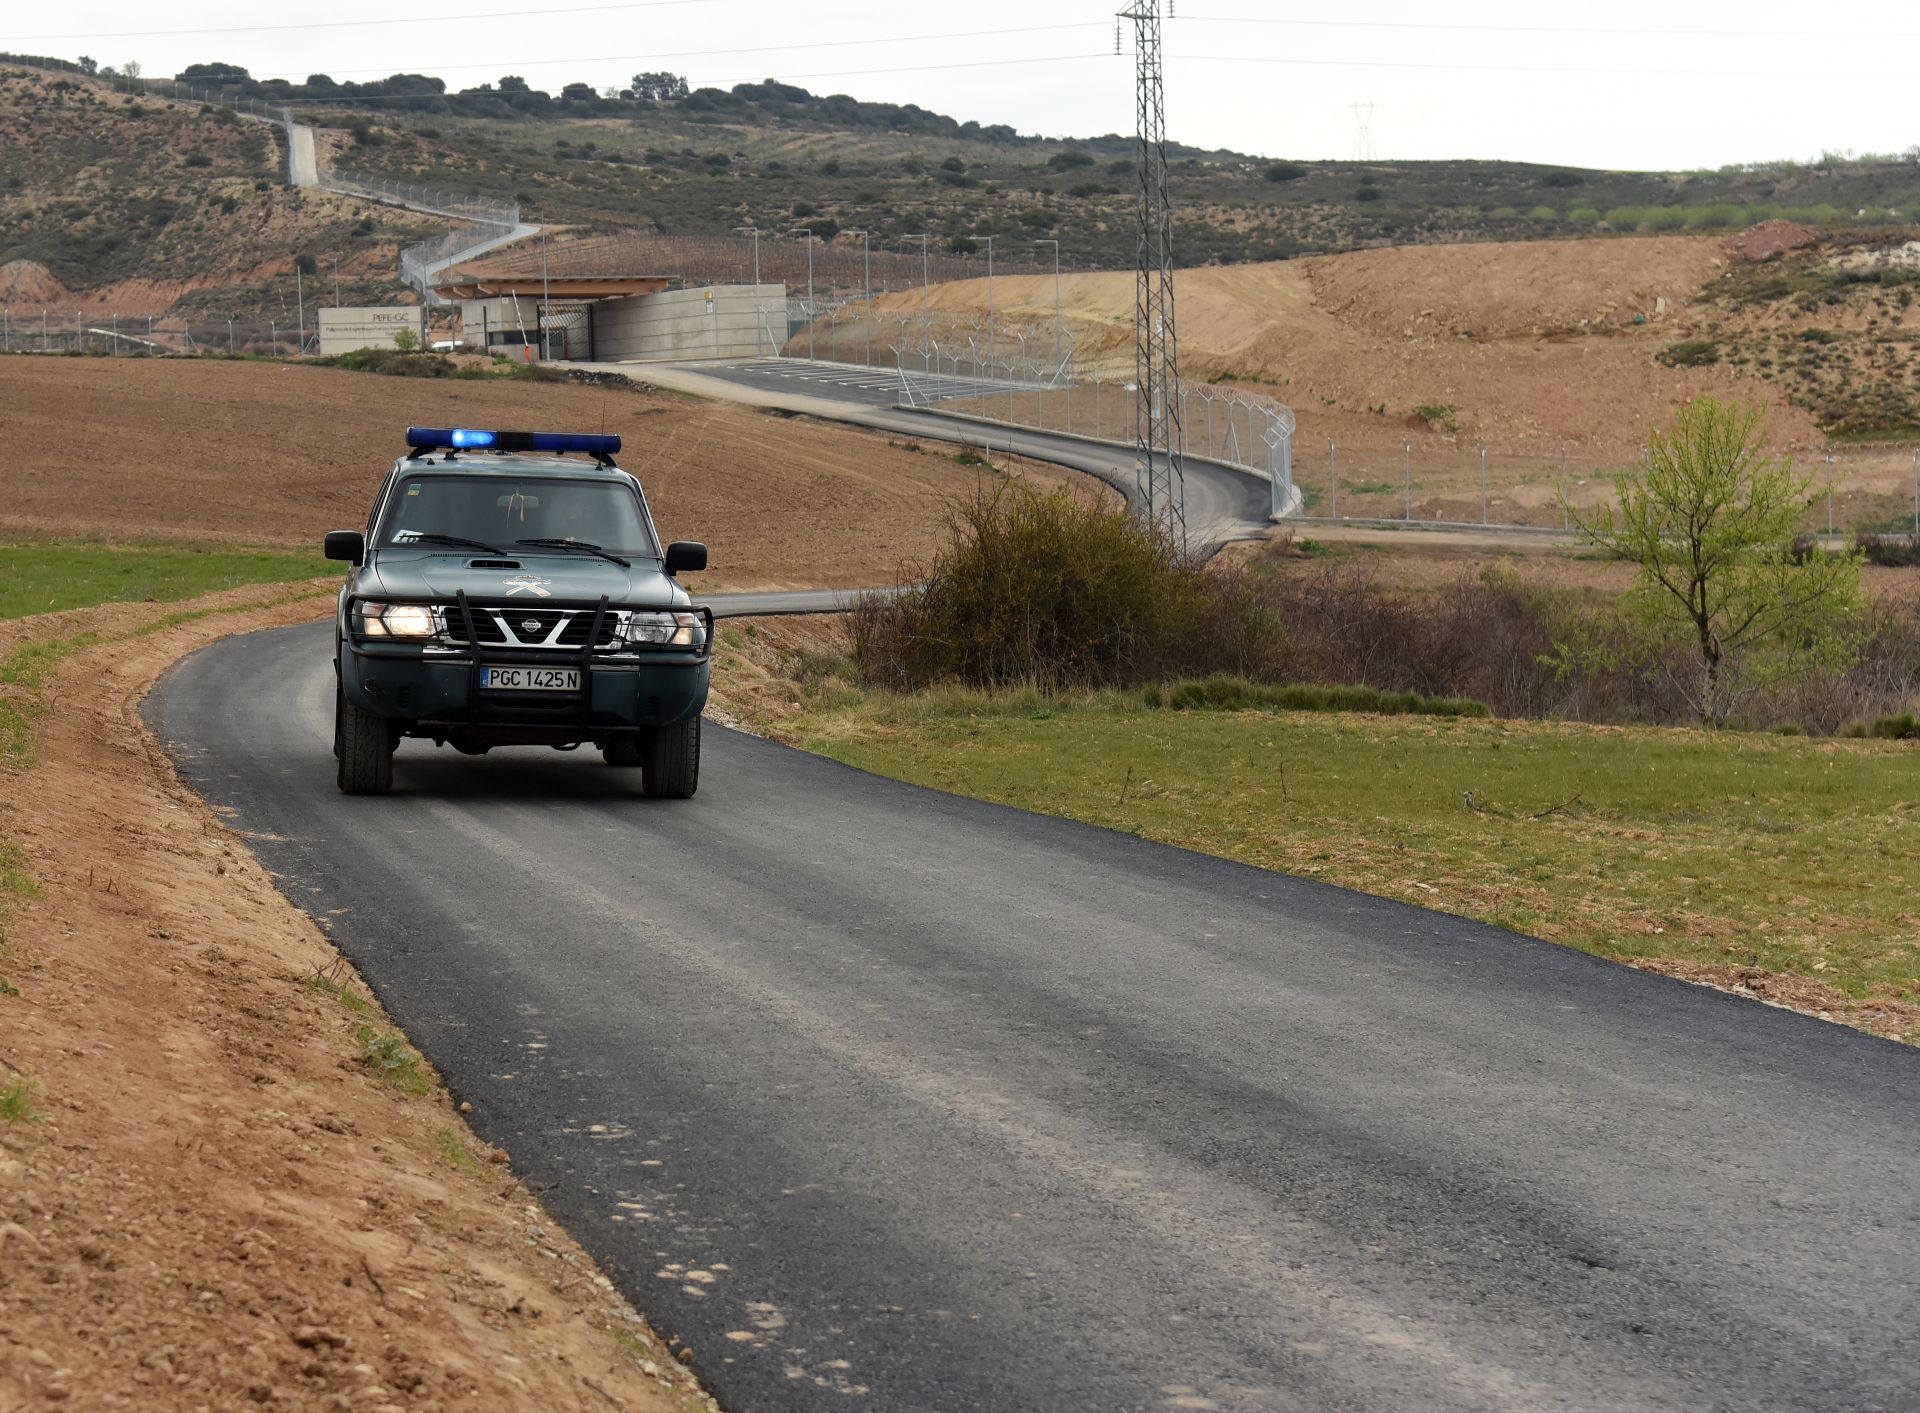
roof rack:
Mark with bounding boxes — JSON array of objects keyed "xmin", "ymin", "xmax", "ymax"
[{"xmin": 404, "ymin": 427, "xmax": 621, "ymax": 466}]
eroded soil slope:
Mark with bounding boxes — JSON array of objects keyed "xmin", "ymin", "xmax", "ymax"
[
  {"xmin": 0, "ymin": 587, "xmax": 715, "ymax": 1411},
  {"xmin": 873, "ymin": 236, "xmax": 1829, "ymax": 454}
]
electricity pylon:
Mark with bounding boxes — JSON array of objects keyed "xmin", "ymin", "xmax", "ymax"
[{"xmin": 1119, "ymin": 0, "xmax": 1186, "ymax": 553}]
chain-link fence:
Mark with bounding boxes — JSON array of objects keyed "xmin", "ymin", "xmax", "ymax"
[
  {"xmin": 2, "ymin": 309, "xmax": 346, "ymax": 357},
  {"xmin": 755, "ymin": 307, "xmax": 1298, "ymax": 517},
  {"xmin": 1291, "ymin": 438, "xmax": 1920, "ymax": 537},
  {"xmin": 323, "ymin": 170, "xmax": 519, "ymax": 227}
]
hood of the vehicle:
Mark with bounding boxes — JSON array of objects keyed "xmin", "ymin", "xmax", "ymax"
[{"xmin": 363, "ymin": 550, "xmax": 689, "ymax": 608}]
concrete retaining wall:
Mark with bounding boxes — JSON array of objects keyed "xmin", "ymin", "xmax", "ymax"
[{"xmin": 595, "ymin": 284, "xmax": 783, "ymax": 362}]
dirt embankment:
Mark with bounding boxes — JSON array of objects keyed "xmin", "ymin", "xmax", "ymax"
[
  {"xmin": 0, "ymin": 358, "xmax": 1087, "ymax": 588},
  {"xmin": 0, "ymin": 585, "xmax": 716, "ymax": 1412},
  {"xmin": 870, "ymin": 235, "xmax": 1828, "ymax": 455}
]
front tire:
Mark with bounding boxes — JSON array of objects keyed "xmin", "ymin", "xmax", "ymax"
[
  {"xmin": 642, "ymin": 716, "xmax": 700, "ymax": 799},
  {"xmin": 336, "ymin": 686, "xmax": 396, "ymax": 795}
]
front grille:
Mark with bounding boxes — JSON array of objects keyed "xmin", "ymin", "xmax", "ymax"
[{"xmin": 443, "ymin": 603, "xmax": 620, "ymax": 650}]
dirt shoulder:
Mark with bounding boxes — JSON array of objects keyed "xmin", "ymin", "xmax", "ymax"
[{"xmin": 0, "ymin": 586, "xmax": 714, "ymax": 1413}]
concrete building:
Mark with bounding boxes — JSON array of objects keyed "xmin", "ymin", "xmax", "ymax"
[
  {"xmin": 435, "ymin": 272, "xmax": 783, "ymax": 363},
  {"xmin": 318, "ymin": 306, "xmax": 428, "ymax": 357}
]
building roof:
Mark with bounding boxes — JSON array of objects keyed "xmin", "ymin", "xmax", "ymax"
[{"xmin": 433, "ymin": 274, "xmax": 674, "ymax": 300}]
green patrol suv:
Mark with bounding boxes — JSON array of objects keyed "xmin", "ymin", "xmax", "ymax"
[{"xmin": 324, "ymin": 427, "xmax": 711, "ymax": 798}]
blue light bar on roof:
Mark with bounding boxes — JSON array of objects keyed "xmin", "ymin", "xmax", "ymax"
[{"xmin": 405, "ymin": 427, "xmax": 622, "ymax": 457}]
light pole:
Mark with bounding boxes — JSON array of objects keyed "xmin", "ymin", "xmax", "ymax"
[
  {"xmin": 903, "ymin": 234, "xmax": 930, "ymax": 370},
  {"xmin": 844, "ymin": 229, "xmax": 872, "ymax": 367},
  {"xmin": 295, "ymin": 262, "xmax": 305, "ymax": 354},
  {"xmin": 1032, "ymin": 237, "xmax": 1060, "ymax": 376},
  {"xmin": 788, "ymin": 228, "xmax": 814, "ymax": 361},
  {"xmin": 540, "ymin": 228, "xmax": 551, "ymax": 359},
  {"xmin": 733, "ymin": 225, "xmax": 764, "ymax": 354},
  {"xmin": 979, "ymin": 234, "xmax": 996, "ymax": 379}
]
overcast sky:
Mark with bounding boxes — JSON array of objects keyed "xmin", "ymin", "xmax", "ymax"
[{"xmin": 7, "ymin": 1, "xmax": 1915, "ymax": 170}]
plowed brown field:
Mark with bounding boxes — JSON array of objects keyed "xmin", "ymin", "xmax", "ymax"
[{"xmin": 0, "ymin": 358, "xmax": 1080, "ymax": 588}]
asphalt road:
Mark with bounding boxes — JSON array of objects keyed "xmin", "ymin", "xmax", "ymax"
[
  {"xmin": 632, "ymin": 359, "xmax": 1281, "ymax": 552},
  {"xmin": 146, "ymin": 622, "xmax": 1920, "ymax": 1412}
]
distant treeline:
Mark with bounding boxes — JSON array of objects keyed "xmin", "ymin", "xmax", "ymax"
[{"xmin": 1, "ymin": 51, "xmax": 1064, "ymax": 144}]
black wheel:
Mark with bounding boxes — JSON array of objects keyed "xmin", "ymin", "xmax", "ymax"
[
  {"xmin": 336, "ymin": 685, "xmax": 396, "ymax": 795},
  {"xmin": 642, "ymin": 716, "xmax": 700, "ymax": 799},
  {"xmin": 602, "ymin": 737, "xmax": 644, "ymax": 768}
]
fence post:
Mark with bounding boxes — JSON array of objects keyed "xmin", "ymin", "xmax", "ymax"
[
  {"xmin": 1094, "ymin": 380, "xmax": 1101, "ymax": 439},
  {"xmin": 1911, "ymin": 446, "xmax": 1919, "ymax": 536},
  {"xmin": 1561, "ymin": 447, "xmax": 1570, "ymax": 532},
  {"xmin": 1404, "ymin": 440, "xmax": 1412, "ymax": 520},
  {"xmin": 1825, "ymin": 450, "xmax": 1834, "ymax": 538},
  {"xmin": 1329, "ymin": 441, "xmax": 1337, "ymax": 518},
  {"xmin": 1480, "ymin": 447, "xmax": 1488, "ymax": 525}
]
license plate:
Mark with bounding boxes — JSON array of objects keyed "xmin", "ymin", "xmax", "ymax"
[{"xmin": 480, "ymin": 665, "xmax": 581, "ymax": 692}]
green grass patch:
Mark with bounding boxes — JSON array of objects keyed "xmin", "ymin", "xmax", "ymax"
[
  {"xmin": 0, "ymin": 540, "xmax": 333, "ymax": 619},
  {"xmin": 0, "ymin": 1078, "xmax": 36, "ymax": 1124},
  {"xmin": 0, "ymin": 586, "xmax": 331, "ymax": 768},
  {"xmin": 303, "ymin": 967, "xmax": 376, "ymax": 1018},
  {"xmin": 0, "ymin": 842, "xmax": 34, "ymax": 899},
  {"xmin": 355, "ymin": 1023, "xmax": 431, "ymax": 1096},
  {"xmin": 792, "ymin": 693, "xmax": 1920, "ymax": 1034},
  {"xmin": 432, "ymin": 1122, "xmax": 493, "ymax": 1183}
]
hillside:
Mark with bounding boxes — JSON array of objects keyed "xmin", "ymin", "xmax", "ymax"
[
  {"xmin": 873, "ymin": 231, "xmax": 1920, "ymax": 448},
  {"xmin": 6, "ymin": 56, "xmax": 1920, "ymax": 317},
  {"xmin": 0, "ymin": 66, "xmax": 438, "ymax": 315}
]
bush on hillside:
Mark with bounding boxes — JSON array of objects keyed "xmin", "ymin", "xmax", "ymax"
[
  {"xmin": 1239, "ymin": 553, "xmax": 1920, "ymax": 735},
  {"xmin": 322, "ymin": 348, "xmax": 457, "ymax": 376}
]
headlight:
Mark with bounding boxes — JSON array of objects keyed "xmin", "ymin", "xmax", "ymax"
[
  {"xmin": 358, "ymin": 603, "xmax": 437, "ymax": 639},
  {"xmin": 624, "ymin": 610, "xmax": 706, "ymax": 648}
]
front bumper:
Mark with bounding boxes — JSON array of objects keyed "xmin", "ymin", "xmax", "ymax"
[{"xmin": 342, "ymin": 641, "xmax": 710, "ymax": 736}]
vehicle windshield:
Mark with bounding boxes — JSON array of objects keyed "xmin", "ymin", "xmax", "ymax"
[{"xmin": 379, "ymin": 474, "xmax": 659, "ymax": 558}]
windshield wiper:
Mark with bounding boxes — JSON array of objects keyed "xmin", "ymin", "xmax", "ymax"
[
  {"xmin": 401, "ymin": 532, "xmax": 504, "ymax": 554},
  {"xmin": 515, "ymin": 538, "xmax": 632, "ymax": 568}
]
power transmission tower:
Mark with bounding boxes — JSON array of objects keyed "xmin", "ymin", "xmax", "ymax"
[
  {"xmin": 1119, "ymin": 0, "xmax": 1186, "ymax": 552},
  {"xmin": 1350, "ymin": 100, "xmax": 1378, "ymax": 161}
]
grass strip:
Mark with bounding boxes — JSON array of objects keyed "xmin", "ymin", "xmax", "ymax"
[
  {"xmin": 0, "ymin": 540, "xmax": 333, "ymax": 620},
  {"xmin": 0, "ymin": 585, "xmax": 332, "ymax": 768},
  {"xmin": 793, "ymin": 688, "xmax": 1920, "ymax": 1038}
]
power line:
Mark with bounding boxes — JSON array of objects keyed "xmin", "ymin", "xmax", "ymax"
[
  {"xmin": 1180, "ymin": 13, "xmax": 1920, "ymax": 40},
  {"xmin": 240, "ymin": 23, "xmax": 1107, "ymax": 81},
  {"xmin": 1173, "ymin": 52, "xmax": 1920, "ymax": 80},
  {"xmin": 0, "ymin": 0, "xmax": 715, "ymax": 45}
]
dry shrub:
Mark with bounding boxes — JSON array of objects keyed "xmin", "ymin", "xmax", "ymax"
[
  {"xmin": 1256, "ymin": 557, "xmax": 1920, "ymax": 733},
  {"xmin": 850, "ymin": 482, "xmax": 1288, "ymax": 690}
]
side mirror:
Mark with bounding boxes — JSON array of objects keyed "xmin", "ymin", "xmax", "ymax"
[
  {"xmin": 663, "ymin": 541, "xmax": 708, "ymax": 576},
  {"xmin": 324, "ymin": 530, "xmax": 366, "ymax": 565}
]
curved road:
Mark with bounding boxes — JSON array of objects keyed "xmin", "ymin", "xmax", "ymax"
[
  {"xmin": 148, "ymin": 624, "xmax": 1920, "ymax": 1412},
  {"xmin": 627, "ymin": 359, "xmax": 1282, "ymax": 553}
]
